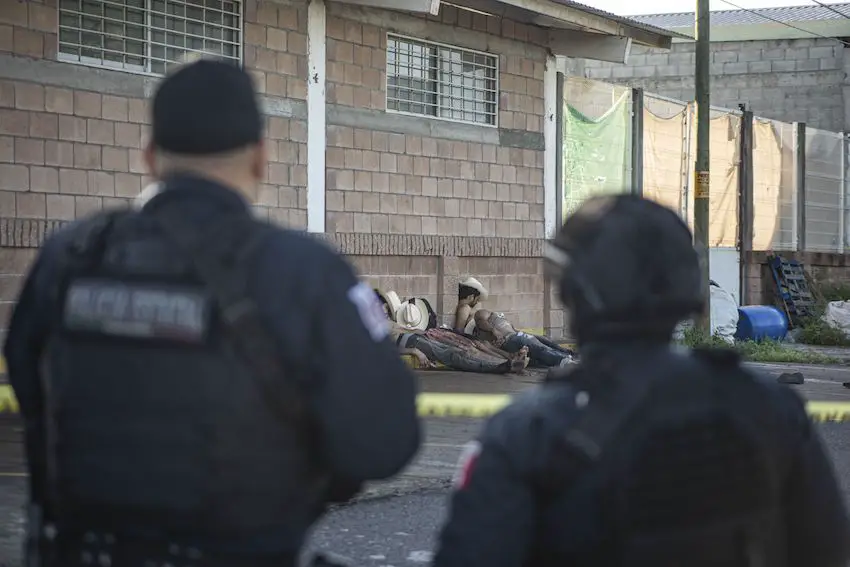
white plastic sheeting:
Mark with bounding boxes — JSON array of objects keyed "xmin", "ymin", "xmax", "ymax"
[
  {"xmin": 673, "ymin": 281, "xmax": 739, "ymax": 342},
  {"xmin": 823, "ymin": 301, "xmax": 850, "ymax": 337},
  {"xmin": 710, "ymin": 282, "xmax": 739, "ymax": 344}
]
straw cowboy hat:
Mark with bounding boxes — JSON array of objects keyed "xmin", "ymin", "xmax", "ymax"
[
  {"xmin": 460, "ymin": 276, "xmax": 488, "ymax": 300},
  {"xmin": 375, "ymin": 289, "xmax": 403, "ymax": 321},
  {"xmin": 396, "ymin": 299, "xmax": 429, "ymax": 331}
]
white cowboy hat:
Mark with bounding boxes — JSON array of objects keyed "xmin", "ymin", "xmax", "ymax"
[
  {"xmin": 396, "ymin": 300, "xmax": 429, "ymax": 331},
  {"xmin": 135, "ymin": 182, "xmax": 162, "ymax": 208},
  {"xmin": 375, "ymin": 289, "xmax": 402, "ymax": 321},
  {"xmin": 460, "ymin": 276, "xmax": 488, "ymax": 300}
]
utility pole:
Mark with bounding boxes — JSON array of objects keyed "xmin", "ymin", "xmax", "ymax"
[{"xmin": 694, "ymin": 0, "xmax": 711, "ymax": 333}]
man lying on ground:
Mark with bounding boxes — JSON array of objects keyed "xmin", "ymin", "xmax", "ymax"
[
  {"xmin": 376, "ymin": 290, "xmax": 527, "ymax": 373},
  {"xmin": 453, "ymin": 277, "xmax": 576, "ymax": 368},
  {"xmin": 472, "ymin": 309, "xmax": 575, "ymax": 368}
]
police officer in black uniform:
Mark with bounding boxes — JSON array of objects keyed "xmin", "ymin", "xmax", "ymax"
[
  {"xmin": 433, "ymin": 194, "xmax": 849, "ymax": 567},
  {"xmin": 4, "ymin": 58, "xmax": 421, "ymax": 567}
]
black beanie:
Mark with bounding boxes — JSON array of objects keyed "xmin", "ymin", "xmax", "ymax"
[{"xmin": 151, "ymin": 58, "xmax": 263, "ymax": 155}]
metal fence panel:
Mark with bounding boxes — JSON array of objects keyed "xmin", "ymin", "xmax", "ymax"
[
  {"xmin": 557, "ymin": 76, "xmax": 846, "ymax": 255},
  {"xmin": 805, "ymin": 127, "xmax": 844, "ymax": 252},
  {"xmin": 684, "ymin": 108, "xmax": 740, "ymax": 247},
  {"xmin": 642, "ymin": 94, "xmax": 688, "ymax": 218},
  {"xmin": 752, "ymin": 119, "xmax": 796, "ymax": 251}
]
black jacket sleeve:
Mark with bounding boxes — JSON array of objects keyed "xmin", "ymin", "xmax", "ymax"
[
  {"xmin": 3, "ymin": 233, "xmax": 65, "ymax": 507},
  {"xmin": 309, "ymin": 251, "xmax": 421, "ymax": 481},
  {"xmin": 782, "ymin": 391, "xmax": 850, "ymax": 567},
  {"xmin": 434, "ymin": 399, "xmax": 539, "ymax": 567},
  {"xmin": 252, "ymin": 233, "xmax": 421, "ymax": 483}
]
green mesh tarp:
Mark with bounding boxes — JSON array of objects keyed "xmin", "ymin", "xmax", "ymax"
[{"xmin": 562, "ymin": 93, "xmax": 631, "ymax": 219}]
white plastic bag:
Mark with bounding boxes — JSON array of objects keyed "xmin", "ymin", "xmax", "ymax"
[
  {"xmin": 823, "ymin": 301, "xmax": 850, "ymax": 337},
  {"xmin": 710, "ymin": 283, "xmax": 739, "ymax": 344}
]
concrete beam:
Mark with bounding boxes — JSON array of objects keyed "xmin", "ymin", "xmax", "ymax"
[
  {"xmin": 339, "ymin": 0, "xmax": 441, "ymax": 15},
  {"xmin": 548, "ymin": 28, "xmax": 632, "ymax": 64}
]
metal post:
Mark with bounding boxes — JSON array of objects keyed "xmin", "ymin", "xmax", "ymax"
[
  {"xmin": 738, "ymin": 107, "xmax": 754, "ymax": 306},
  {"xmin": 793, "ymin": 122, "xmax": 807, "ymax": 252},
  {"xmin": 840, "ymin": 132, "xmax": 846, "ymax": 252},
  {"xmin": 694, "ymin": 0, "xmax": 711, "ymax": 332},
  {"xmin": 554, "ymin": 71, "xmax": 567, "ymax": 338},
  {"xmin": 631, "ymin": 88, "xmax": 644, "ymax": 196},
  {"xmin": 555, "ymin": 72, "xmax": 565, "ymax": 229},
  {"xmin": 682, "ymin": 103, "xmax": 693, "ymax": 221}
]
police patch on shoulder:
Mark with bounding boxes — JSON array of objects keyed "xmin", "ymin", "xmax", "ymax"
[
  {"xmin": 63, "ymin": 278, "xmax": 211, "ymax": 344},
  {"xmin": 452, "ymin": 440, "xmax": 482, "ymax": 490},
  {"xmin": 347, "ymin": 281, "xmax": 390, "ymax": 342}
]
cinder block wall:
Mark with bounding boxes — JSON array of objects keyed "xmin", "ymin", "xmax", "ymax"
[
  {"xmin": 744, "ymin": 251, "xmax": 850, "ymax": 307},
  {"xmin": 0, "ymin": 0, "xmax": 569, "ymax": 341},
  {"xmin": 580, "ymin": 38, "xmax": 847, "ymax": 132}
]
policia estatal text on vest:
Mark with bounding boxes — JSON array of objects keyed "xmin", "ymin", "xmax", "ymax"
[{"xmin": 4, "ymin": 58, "xmax": 421, "ymax": 567}]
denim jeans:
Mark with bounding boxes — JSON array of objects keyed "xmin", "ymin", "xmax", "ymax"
[
  {"xmin": 411, "ymin": 335, "xmax": 510, "ymax": 374},
  {"xmin": 501, "ymin": 332, "xmax": 570, "ymax": 367}
]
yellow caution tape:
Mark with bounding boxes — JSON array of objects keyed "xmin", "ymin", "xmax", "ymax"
[
  {"xmin": 0, "ymin": 384, "xmax": 19, "ymax": 414},
  {"xmin": 0, "ymin": 386, "xmax": 847, "ymax": 423},
  {"xmin": 418, "ymin": 393, "xmax": 512, "ymax": 418},
  {"xmin": 416, "ymin": 393, "xmax": 850, "ymax": 422}
]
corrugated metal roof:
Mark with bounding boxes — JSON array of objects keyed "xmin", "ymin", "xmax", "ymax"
[
  {"xmin": 550, "ymin": 0, "xmax": 688, "ymax": 39},
  {"xmin": 631, "ymin": 2, "xmax": 850, "ymax": 29}
]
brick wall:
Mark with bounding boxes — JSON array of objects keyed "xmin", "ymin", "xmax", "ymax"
[
  {"xmin": 745, "ymin": 251, "xmax": 850, "ymax": 307},
  {"xmin": 0, "ymin": 0, "xmax": 309, "ymax": 225},
  {"xmin": 321, "ymin": 2, "xmax": 552, "ymax": 327},
  {"xmin": 0, "ymin": 0, "xmax": 312, "ymax": 341},
  {"xmin": 460, "ymin": 257, "xmax": 543, "ymax": 329},
  {"xmin": 580, "ymin": 38, "xmax": 848, "ymax": 132},
  {"xmin": 0, "ymin": 0, "xmax": 567, "ymax": 340},
  {"xmin": 324, "ymin": 2, "xmax": 547, "ymax": 240}
]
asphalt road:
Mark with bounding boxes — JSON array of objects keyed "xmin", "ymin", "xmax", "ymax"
[{"xmin": 0, "ymin": 363, "xmax": 848, "ymax": 567}]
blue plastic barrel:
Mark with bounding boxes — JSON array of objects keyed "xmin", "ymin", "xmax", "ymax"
[{"xmin": 734, "ymin": 306, "xmax": 789, "ymax": 342}]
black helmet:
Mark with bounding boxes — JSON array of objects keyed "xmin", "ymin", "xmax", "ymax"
[{"xmin": 544, "ymin": 194, "xmax": 705, "ymax": 344}]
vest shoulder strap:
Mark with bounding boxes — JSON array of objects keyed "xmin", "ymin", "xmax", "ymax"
[
  {"xmin": 150, "ymin": 207, "xmax": 310, "ymax": 430},
  {"xmin": 538, "ymin": 347, "xmax": 754, "ymax": 496},
  {"xmin": 537, "ymin": 359, "xmax": 661, "ymax": 497},
  {"xmin": 53, "ymin": 209, "xmax": 135, "ymax": 303}
]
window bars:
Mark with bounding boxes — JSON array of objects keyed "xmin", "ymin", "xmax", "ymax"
[
  {"xmin": 386, "ymin": 34, "xmax": 498, "ymax": 127},
  {"xmin": 58, "ymin": 0, "xmax": 242, "ymax": 76}
]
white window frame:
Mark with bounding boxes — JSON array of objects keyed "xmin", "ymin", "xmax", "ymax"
[
  {"xmin": 385, "ymin": 33, "xmax": 499, "ymax": 128},
  {"xmin": 57, "ymin": 0, "xmax": 243, "ymax": 77}
]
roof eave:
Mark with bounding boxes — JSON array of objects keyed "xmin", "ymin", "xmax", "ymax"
[
  {"xmin": 499, "ymin": 0, "xmax": 681, "ymax": 48},
  {"xmin": 333, "ymin": 0, "xmax": 681, "ymax": 49}
]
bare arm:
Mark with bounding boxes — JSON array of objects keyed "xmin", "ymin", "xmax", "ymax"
[{"xmin": 400, "ymin": 347, "xmax": 435, "ymax": 368}]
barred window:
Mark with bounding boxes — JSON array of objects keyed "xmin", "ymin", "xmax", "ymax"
[
  {"xmin": 58, "ymin": 0, "xmax": 242, "ymax": 76},
  {"xmin": 386, "ymin": 35, "xmax": 498, "ymax": 126}
]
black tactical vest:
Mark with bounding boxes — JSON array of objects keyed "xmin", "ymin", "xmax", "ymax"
[
  {"xmin": 42, "ymin": 203, "xmax": 324, "ymax": 538},
  {"xmin": 533, "ymin": 347, "xmax": 789, "ymax": 567}
]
